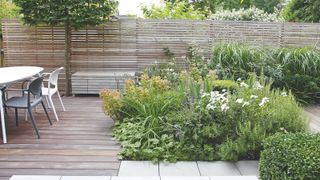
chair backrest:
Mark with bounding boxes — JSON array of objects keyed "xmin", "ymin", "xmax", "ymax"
[
  {"xmin": 49, "ymin": 67, "xmax": 63, "ymax": 87},
  {"xmin": 29, "ymin": 77, "xmax": 44, "ymax": 96}
]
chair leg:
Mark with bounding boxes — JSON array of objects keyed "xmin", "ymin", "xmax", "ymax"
[
  {"xmin": 48, "ymin": 96, "xmax": 59, "ymax": 121},
  {"xmin": 57, "ymin": 91, "xmax": 66, "ymax": 111},
  {"xmin": 15, "ymin": 108, "xmax": 18, "ymax": 127},
  {"xmin": 27, "ymin": 108, "xmax": 40, "ymax": 139},
  {"xmin": 45, "ymin": 96, "xmax": 51, "ymax": 109},
  {"xmin": 41, "ymin": 101, "xmax": 52, "ymax": 125}
]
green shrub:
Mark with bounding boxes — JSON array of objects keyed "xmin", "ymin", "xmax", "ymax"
[
  {"xmin": 272, "ymin": 47, "xmax": 320, "ymax": 104},
  {"xmin": 209, "ymin": 43, "xmax": 320, "ymax": 104},
  {"xmin": 260, "ymin": 133, "xmax": 320, "ymax": 180},
  {"xmin": 210, "ymin": 7, "xmax": 281, "ymax": 22},
  {"xmin": 209, "ymin": 43, "xmax": 266, "ymax": 80},
  {"xmin": 211, "ymin": 80, "xmax": 239, "ymax": 92}
]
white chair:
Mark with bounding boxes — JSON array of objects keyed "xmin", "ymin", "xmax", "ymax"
[{"xmin": 42, "ymin": 67, "xmax": 66, "ymax": 121}]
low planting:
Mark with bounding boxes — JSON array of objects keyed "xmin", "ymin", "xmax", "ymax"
[
  {"xmin": 260, "ymin": 133, "xmax": 320, "ymax": 180},
  {"xmin": 100, "ymin": 49, "xmax": 308, "ymax": 161},
  {"xmin": 209, "ymin": 43, "xmax": 320, "ymax": 104}
]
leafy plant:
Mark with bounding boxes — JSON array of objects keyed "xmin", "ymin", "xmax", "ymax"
[
  {"xmin": 260, "ymin": 133, "xmax": 320, "ymax": 180},
  {"xmin": 282, "ymin": 0, "xmax": 320, "ymax": 22},
  {"xmin": 210, "ymin": 7, "xmax": 282, "ymax": 22},
  {"xmin": 100, "ymin": 89, "xmax": 123, "ymax": 120},
  {"xmin": 142, "ymin": 1, "xmax": 205, "ymax": 20}
]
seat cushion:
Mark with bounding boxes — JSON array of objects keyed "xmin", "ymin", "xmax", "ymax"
[{"xmin": 5, "ymin": 96, "xmax": 42, "ymax": 108}]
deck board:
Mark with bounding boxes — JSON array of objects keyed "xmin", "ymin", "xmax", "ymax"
[{"xmin": 0, "ymin": 96, "xmax": 120, "ymax": 180}]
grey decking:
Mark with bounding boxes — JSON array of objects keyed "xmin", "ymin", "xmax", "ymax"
[{"xmin": 0, "ymin": 96, "xmax": 120, "ymax": 180}]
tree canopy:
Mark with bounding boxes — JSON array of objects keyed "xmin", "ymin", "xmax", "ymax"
[
  {"xmin": 282, "ymin": 0, "xmax": 320, "ymax": 22},
  {"xmin": 142, "ymin": 1, "xmax": 205, "ymax": 20},
  {"xmin": 165, "ymin": 0, "xmax": 285, "ymax": 14},
  {"xmin": 15, "ymin": 0, "xmax": 118, "ymax": 28},
  {"xmin": 0, "ymin": 0, "xmax": 19, "ymax": 20}
]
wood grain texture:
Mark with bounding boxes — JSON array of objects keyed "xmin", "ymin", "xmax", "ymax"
[
  {"xmin": 0, "ymin": 95, "xmax": 120, "ymax": 180},
  {"xmin": 1, "ymin": 19, "xmax": 320, "ymax": 93}
]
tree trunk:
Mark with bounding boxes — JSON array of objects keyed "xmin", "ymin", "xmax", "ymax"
[
  {"xmin": 0, "ymin": 35, "xmax": 4, "ymax": 67},
  {"xmin": 64, "ymin": 23, "xmax": 72, "ymax": 96}
]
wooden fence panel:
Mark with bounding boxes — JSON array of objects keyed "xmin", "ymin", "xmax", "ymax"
[{"xmin": 2, "ymin": 19, "xmax": 320, "ymax": 92}]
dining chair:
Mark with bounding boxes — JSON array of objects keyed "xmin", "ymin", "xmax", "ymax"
[
  {"xmin": 4, "ymin": 77, "xmax": 52, "ymax": 139},
  {"xmin": 42, "ymin": 67, "xmax": 66, "ymax": 121}
]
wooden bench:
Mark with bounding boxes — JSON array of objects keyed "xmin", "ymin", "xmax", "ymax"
[{"xmin": 71, "ymin": 71, "xmax": 135, "ymax": 94}]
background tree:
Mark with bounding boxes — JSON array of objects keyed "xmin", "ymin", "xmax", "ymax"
[
  {"xmin": 165, "ymin": 0, "xmax": 285, "ymax": 14},
  {"xmin": 15, "ymin": 0, "xmax": 118, "ymax": 95},
  {"xmin": 142, "ymin": 1, "xmax": 205, "ymax": 20},
  {"xmin": 282, "ymin": 0, "xmax": 320, "ymax": 22},
  {"xmin": 142, "ymin": 1, "xmax": 205, "ymax": 19},
  {"xmin": 0, "ymin": 0, "xmax": 19, "ymax": 67}
]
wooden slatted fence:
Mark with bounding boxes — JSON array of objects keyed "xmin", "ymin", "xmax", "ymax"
[{"xmin": 1, "ymin": 19, "xmax": 320, "ymax": 92}]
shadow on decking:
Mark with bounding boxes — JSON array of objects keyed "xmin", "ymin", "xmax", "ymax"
[{"xmin": 0, "ymin": 96, "xmax": 120, "ymax": 180}]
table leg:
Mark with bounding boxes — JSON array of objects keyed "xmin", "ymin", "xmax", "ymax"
[{"xmin": 0, "ymin": 90, "xmax": 7, "ymax": 143}]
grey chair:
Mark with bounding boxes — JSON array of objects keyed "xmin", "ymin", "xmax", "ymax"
[{"xmin": 4, "ymin": 77, "xmax": 52, "ymax": 139}]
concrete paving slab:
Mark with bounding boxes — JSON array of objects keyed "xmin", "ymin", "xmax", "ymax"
[
  {"xmin": 111, "ymin": 177, "xmax": 160, "ymax": 180},
  {"xmin": 235, "ymin": 161, "xmax": 259, "ymax": 176},
  {"xmin": 61, "ymin": 176, "xmax": 110, "ymax": 180},
  {"xmin": 159, "ymin": 161, "xmax": 200, "ymax": 176},
  {"xmin": 10, "ymin": 176, "xmax": 61, "ymax": 180},
  {"xmin": 161, "ymin": 176, "xmax": 210, "ymax": 180},
  {"xmin": 210, "ymin": 176, "xmax": 258, "ymax": 180},
  {"xmin": 197, "ymin": 161, "xmax": 241, "ymax": 176},
  {"xmin": 118, "ymin": 161, "xmax": 159, "ymax": 176}
]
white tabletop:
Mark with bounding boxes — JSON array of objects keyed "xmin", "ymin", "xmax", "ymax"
[{"xmin": 0, "ymin": 66, "xmax": 44, "ymax": 85}]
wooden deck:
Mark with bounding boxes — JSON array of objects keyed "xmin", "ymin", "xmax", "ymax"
[{"xmin": 0, "ymin": 96, "xmax": 120, "ymax": 180}]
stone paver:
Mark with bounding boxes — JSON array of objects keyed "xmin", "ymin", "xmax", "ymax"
[
  {"xmin": 210, "ymin": 176, "xmax": 258, "ymax": 180},
  {"xmin": 235, "ymin": 161, "xmax": 259, "ymax": 176},
  {"xmin": 118, "ymin": 161, "xmax": 158, "ymax": 176},
  {"xmin": 197, "ymin": 161, "xmax": 241, "ymax": 176},
  {"xmin": 10, "ymin": 176, "xmax": 61, "ymax": 180},
  {"xmin": 161, "ymin": 177, "xmax": 210, "ymax": 180},
  {"xmin": 111, "ymin": 177, "xmax": 160, "ymax": 180},
  {"xmin": 159, "ymin": 161, "xmax": 200, "ymax": 176},
  {"xmin": 60, "ymin": 176, "xmax": 110, "ymax": 180}
]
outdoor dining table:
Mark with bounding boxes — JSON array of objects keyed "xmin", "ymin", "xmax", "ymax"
[{"xmin": 0, "ymin": 66, "xmax": 43, "ymax": 143}]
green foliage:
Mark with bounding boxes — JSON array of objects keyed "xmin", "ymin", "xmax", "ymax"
[
  {"xmin": 142, "ymin": 1, "xmax": 205, "ymax": 20},
  {"xmin": 282, "ymin": 0, "xmax": 320, "ymax": 22},
  {"xmin": 260, "ymin": 133, "xmax": 320, "ymax": 180},
  {"xmin": 210, "ymin": 7, "xmax": 281, "ymax": 22},
  {"xmin": 272, "ymin": 47, "xmax": 320, "ymax": 104},
  {"xmin": 15, "ymin": 0, "xmax": 118, "ymax": 28},
  {"xmin": 209, "ymin": 43, "xmax": 320, "ymax": 104},
  {"xmin": 99, "ymin": 89, "xmax": 123, "ymax": 120},
  {"xmin": 0, "ymin": 0, "xmax": 19, "ymax": 34},
  {"xmin": 0, "ymin": 0, "xmax": 19, "ymax": 19},
  {"xmin": 209, "ymin": 43, "xmax": 266, "ymax": 80},
  {"xmin": 211, "ymin": 80, "xmax": 239, "ymax": 92}
]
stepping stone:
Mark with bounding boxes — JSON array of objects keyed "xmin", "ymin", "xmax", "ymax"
[
  {"xmin": 10, "ymin": 176, "xmax": 61, "ymax": 180},
  {"xmin": 235, "ymin": 161, "xmax": 259, "ymax": 176},
  {"xmin": 61, "ymin": 176, "xmax": 110, "ymax": 180},
  {"xmin": 118, "ymin": 161, "xmax": 158, "ymax": 176},
  {"xmin": 161, "ymin": 177, "xmax": 210, "ymax": 180},
  {"xmin": 210, "ymin": 176, "xmax": 258, "ymax": 180},
  {"xmin": 111, "ymin": 177, "xmax": 160, "ymax": 180},
  {"xmin": 197, "ymin": 161, "xmax": 241, "ymax": 176},
  {"xmin": 159, "ymin": 161, "xmax": 200, "ymax": 176}
]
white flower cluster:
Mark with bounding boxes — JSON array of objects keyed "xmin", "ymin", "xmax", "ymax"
[
  {"xmin": 259, "ymin": 97, "xmax": 270, "ymax": 107},
  {"xmin": 205, "ymin": 91, "xmax": 229, "ymax": 112}
]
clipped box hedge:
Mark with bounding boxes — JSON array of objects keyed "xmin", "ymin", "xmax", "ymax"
[{"xmin": 259, "ymin": 133, "xmax": 320, "ymax": 180}]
